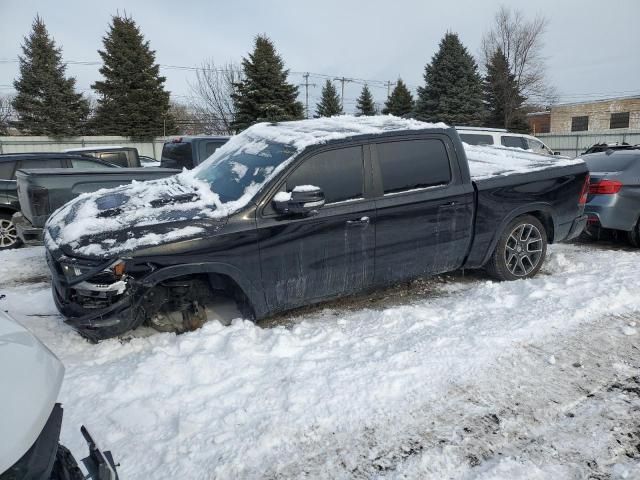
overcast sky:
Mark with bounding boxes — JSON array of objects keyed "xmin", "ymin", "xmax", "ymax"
[{"xmin": 1, "ymin": 0, "xmax": 639, "ymax": 115}]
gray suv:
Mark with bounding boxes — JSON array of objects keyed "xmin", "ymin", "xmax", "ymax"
[{"xmin": 583, "ymin": 148, "xmax": 640, "ymax": 245}]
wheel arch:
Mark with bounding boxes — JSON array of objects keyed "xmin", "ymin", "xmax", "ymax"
[
  {"xmin": 479, "ymin": 204, "xmax": 555, "ymax": 268},
  {"xmin": 140, "ymin": 262, "xmax": 268, "ymax": 319}
]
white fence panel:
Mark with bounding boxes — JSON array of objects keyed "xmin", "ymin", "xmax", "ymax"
[
  {"xmin": 0, "ymin": 136, "xmax": 167, "ymax": 159},
  {"xmin": 538, "ymin": 130, "xmax": 640, "ymax": 157}
]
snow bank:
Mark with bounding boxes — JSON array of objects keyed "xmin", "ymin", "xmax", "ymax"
[
  {"xmin": 3, "ymin": 243, "xmax": 640, "ymax": 478},
  {"xmin": 465, "ymin": 143, "xmax": 584, "ymax": 180}
]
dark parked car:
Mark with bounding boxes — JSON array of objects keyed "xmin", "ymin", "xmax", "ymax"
[
  {"xmin": 64, "ymin": 146, "xmax": 141, "ymax": 168},
  {"xmin": 44, "ymin": 117, "xmax": 589, "ymax": 342},
  {"xmin": 13, "ymin": 167, "xmax": 179, "ymax": 246},
  {"xmin": 582, "ymin": 143, "xmax": 639, "ymax": 155},
  {"xmin": 160, "ymin": 136, "xmax": 229, "ymax": 170},
  {"xmin": 0, "ymin": 153, "xmax": 118, "ymax": 250},
  {"xmin": 582, "ymin": 149, "xmax": 640, "ymax": 245}
]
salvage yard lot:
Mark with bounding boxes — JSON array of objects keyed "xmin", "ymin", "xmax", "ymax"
[{"xmin": 1, "ymin": 244, "xmax": 639, "ymax": 479}]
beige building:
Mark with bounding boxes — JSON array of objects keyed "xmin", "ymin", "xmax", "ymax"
[{"xmin": 528, "ymin": 96, "xmax": 640, "ymax": 134}]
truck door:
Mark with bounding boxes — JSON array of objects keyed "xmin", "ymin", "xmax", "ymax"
[
  {"xmin": 256, "ymin": 145, "xmax": 376, "ymax": 312},
  {"xmin": 372, "ymin": 136, "xmax": 474, "ymax": 284}
]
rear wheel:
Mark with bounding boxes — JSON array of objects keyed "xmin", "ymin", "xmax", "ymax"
[
  {"xmin": 486, "ymin": 215, "xmax": 547, "ymax": 281},
  {"xmin": 0, "ymin": 213, "xmax": 20, "ymax": 250},
  {"xmin": 627, "ymin": 218, "xmax": 640, "ymax": 247},
  {"xmin": 50, "ymin": 444, "xmax": 84, "ymax": 480}
]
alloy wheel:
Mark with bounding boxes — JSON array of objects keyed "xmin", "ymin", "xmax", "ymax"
[
  {"xmin": 504, "ymin": 223, "xmax": 544, "ymax": 277},
  {"xmin": 0, "ymin": 218, "xmax": 18, "ymax": 248}
]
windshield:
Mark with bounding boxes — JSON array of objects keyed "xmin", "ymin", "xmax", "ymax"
[{"xmin": 194, "ymin": 140, "xmax": 296, "ymax": 203}]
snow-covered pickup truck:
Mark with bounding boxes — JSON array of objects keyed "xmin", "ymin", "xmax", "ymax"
[
  {"xmin": 43, "ymin": 116, "xmax": 589, "ymax": 341},
  {"xmin": 12, "ymin": 167, "xmax": 179, "ymax": 246}
]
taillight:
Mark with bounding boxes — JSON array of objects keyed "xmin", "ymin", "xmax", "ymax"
[
  {"xmin": 578, "ymin": 174, "xmax": 590, "ymax": 205},
  {"xmin": 28, "ymin": 186, "xmax": 50, "ymax": 216},
  {"xmin": 589, "ymin": 179, "xmax": 622, "ymax": 195}
]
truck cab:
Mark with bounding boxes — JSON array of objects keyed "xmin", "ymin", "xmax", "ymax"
[{"xmin": 160, "ymin": 136, "xmax": 230, "ymax": 170}]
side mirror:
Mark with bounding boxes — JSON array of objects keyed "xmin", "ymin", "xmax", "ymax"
[
  {"xmin": 273, "ymin": 186, "xmax": 325, "ymax": 215},
  {"xmin": 553, "ymin": 151, "xmax": 561, "ymax": 156}
]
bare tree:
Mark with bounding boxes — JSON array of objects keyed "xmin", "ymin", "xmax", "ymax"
[
  {"xmin": 0, "ymin": 95, "xmax": 15, "ymax": 135},
  {"xmin": 188, "ymin": 60, "xmax": 242, "ymax": 135},
  {"xmin": 169, "ymin": 101, "xmax": 205, "ymax": 135},
  {"xmin": 481, "ymin": 6, "xmax": 557, "ymax": 104}
]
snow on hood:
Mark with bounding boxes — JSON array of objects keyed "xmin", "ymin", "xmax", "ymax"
[
  {"xmin": 46, "ymin": 115, "xmax": 447, "ymax": 258},
  {"xmin": 465, "ymin": 143, "xmax": 585, "ymax": 180}
]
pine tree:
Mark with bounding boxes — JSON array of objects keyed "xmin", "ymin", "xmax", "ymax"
[
  {"xmin": 382, "ymin": 79, "xmax": 414, "ymax": 116},
  {"xmin": 91, "ymin": 14, "xmax": 174, "ymax": 138},
  {"xmin": 414, "ymin": 32, "xmax": 484, "ymax": 126},
  {"xmin": 355, "ymin": 85, "xmax": 376, "ymax": 116},
  {"xmin": 231, "ymin": 35, "xmax": 303, "ymax": 132},
  {"xmin": 315, "ymin": 79, "xmax": 342, "ymax": 117},
  {"xmin": 483, "ymin": 48, "xmax": 528, "ymax": 132},
  {"xmin": 12, "ymin": 16, "xmax": 89, "ymax": 136}
]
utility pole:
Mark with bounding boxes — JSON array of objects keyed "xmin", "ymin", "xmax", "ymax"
[
  {"xmin": 300, "ymin": 73, "xmax": 316, "ymax": 119},
  {"xmin": 385, "ymin": 80, "xmax": 394, "ymax": 98},
  {"xmin": 334, "ymin": 77, "xmax": 353, "ymax": 111}
]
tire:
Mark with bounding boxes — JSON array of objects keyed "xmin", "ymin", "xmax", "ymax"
[
  {"xmin": 486, "ymin": 215, "xmax": 548, "ymax": 281},
  {"xmin": 627, "ymin": 219, "xmax": 640, "ymax": 247},
  {"xmin": 50, "ymin": 444, "xmax": 84, "ymax": 480},
  {"xmin": 0, "ymin": 212, "xmax": 21, "ymax": 250}
]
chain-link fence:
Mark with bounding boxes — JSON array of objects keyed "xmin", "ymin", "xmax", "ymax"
[{"xmin": 538, "ymin": 130, "xmax": 640, "ymax": 157}]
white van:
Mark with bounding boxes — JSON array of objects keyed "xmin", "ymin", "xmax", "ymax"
[{"xmin": 456, "ymin": 127, "xmax": 557, "ymax": 156}]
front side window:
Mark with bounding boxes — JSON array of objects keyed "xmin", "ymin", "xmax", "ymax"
[
  {"xmin": 501, "ymin": 135, "xmax": 527, "ymax": 149},
  {"xmin": 98, "ymin": 152, "xmax": 128, "ymax": 167},
  {"xmin": 526, "ymin": 138, "xmax": 551, "ymax": 155},
  {"xmin": 459, "ymin": 133, "xmax": 494, "ymax": 146},
  {"xmin": 377, "ymin": 139, "xmax": 451, "ymax": 194},
  {"xmin": 286, "ymin": 147, "xmax": 363, "ymax": 204},
  {"xmin": 71, "ymin": 159, "xmax": 112, "ymax": 169},
  {"xmin": 18, "ymin": 158, "xmax": 64, "ymax": 169}
]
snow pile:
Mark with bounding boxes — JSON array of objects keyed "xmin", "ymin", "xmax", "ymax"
[
  {"xmin": 465, "ymin": 143, "xmax": 584, "ymax": 180},
  {"xmin": 3, "ymin": 243, "xmax": 640, "ymax": 478}
]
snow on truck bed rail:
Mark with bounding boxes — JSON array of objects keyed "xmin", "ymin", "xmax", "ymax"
[{"xmin": 465, "ymin": 143, "xmax": 584, "ymax": 180}]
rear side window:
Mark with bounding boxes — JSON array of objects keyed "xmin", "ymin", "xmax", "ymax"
[
  {"xmin": 459, "ymin": 133, "xmax": 494, "ymax": 146},
  {"xmin": 501, "ymin": 136, "xmax": 527, "ymax": 149},
  {"xmin": 162, "ymin": 142, "xmax": 194, "ymax": 169},
  {"xmin": 97, "ymin": 151, "xmax": 128, "ymax": 167},
  {"xmin": 286, "ymin": 146, "xmax": 363, "ymax": 204},
  {"xmin": 377, "ymin": 139, "xmax": 451, "ymax": 194},
  {"xmin": 0, "ymin": 161, "xmax": 16, "ymax": 180},
  {"xmin": 17, "ymin": 158, "xmax": 64, "ymax": 169},
  {"xmin": 198, "ymin": 141, "xmax": 225, "ymax": 164}
]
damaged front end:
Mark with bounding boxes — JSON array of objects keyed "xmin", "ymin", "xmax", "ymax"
[
  {"xmin": 47, "ymin": 253, "xmax": 145, "ymax": 341},
  {"xmin": 47, "ymin": 251, "xmax": 218, "ymax": 342}
]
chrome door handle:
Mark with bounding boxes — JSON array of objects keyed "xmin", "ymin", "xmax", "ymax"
[{"xmin": 346, "ymin": 216, "xmax": 370, "ymax": 226}]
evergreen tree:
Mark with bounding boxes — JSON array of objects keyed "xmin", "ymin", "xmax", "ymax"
[
  {"xmin": 12, "ymin": 16, "xmax": 89, "ymax": 136},
  {"xmin": 355, "ymin": 85, "xmax": 376, "ymax": 116},
  {"xmin": 91, "ymin": 14, "xmax": 174, "ymax": 138},
  {"xmin": 483, "ymin": 48, "xmax": 528, "ymax": 132},
  {"xmin": 414, "ymin": 32, "xmax": 484, "ymax": 125},
  {"xmin": 382, "ymin": 79, "xmax": 414, "ymax": 116},
  {"xmin": 315, "ymin": 79, "xmax": 342, "ymax": 117},
  {"xmin": 231, "ymin": 35, "xmax": 303, "ymax": 132}
]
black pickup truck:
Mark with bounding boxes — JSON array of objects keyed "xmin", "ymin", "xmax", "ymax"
[
  {"xmin": 160, "ymin": 136, "xmax": 229, "ymax": 169},
  {"xmin": 43, "ymin": 117, "xmax": 589, "ymax": 341},
  {"xmin": 13, "ymin": 167, "xmax": 179, "ymax": 246}
]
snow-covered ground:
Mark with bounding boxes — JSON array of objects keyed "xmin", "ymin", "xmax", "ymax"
[{"xmin": 1, "ymin": 243, "xmax": 639, "ymax": 479}]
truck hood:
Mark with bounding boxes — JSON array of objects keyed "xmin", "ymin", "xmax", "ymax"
[
  {"xmin": 45, "ymin": 174, "xmax": 227, "ymax": 259},
  {"xmin": 0, "ymin": 311, "xmax": 64, "ymax": 474}
]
